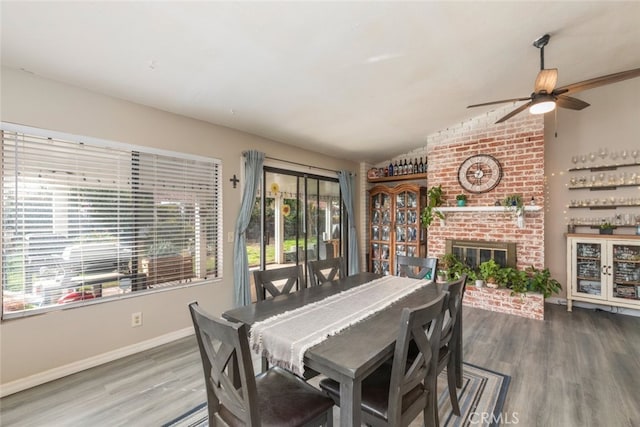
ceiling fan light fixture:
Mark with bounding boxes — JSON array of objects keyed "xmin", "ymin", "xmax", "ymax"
[{"xmin": 529, "ymin": 94, "xmax": 556, "ymax": 115}]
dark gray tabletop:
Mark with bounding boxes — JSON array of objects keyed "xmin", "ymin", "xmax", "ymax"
[{"xmin": 223, "ymin": 271, "xmax": 443, "ymax": 426}]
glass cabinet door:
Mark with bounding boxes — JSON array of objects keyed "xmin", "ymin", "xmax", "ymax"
[
  {"xmin": 573, "ymin": 241, "xmax": 605, "ymax": 299},
  {"xmin": 395, "ymin": 189, "xmax": 418, "ymax": 266},
  {"xmin": 370, "ymin": 191, "xmax": 391, "ymax": 275},
  {"xmin": 611, "ymin": 243, "xmax": 640, "ymax": 302}
]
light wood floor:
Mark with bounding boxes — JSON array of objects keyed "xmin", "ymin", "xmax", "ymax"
[{"xmin": 2, "ymin": 303, "xmax": 639, "ymax": 426}]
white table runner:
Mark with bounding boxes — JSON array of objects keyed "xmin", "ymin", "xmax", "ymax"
[{"xmin": 249, "ymin": 275, "xmax": 430, "ymax": 376}]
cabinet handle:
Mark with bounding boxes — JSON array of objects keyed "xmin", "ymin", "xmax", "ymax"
[{"xmin": 602, "ymin": 265, "xmax": 609, "ymax": 276}]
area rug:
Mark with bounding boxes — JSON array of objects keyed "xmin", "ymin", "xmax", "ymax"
[{"xmin": 163, "ymin": 362, "xmax": 510, "ymax": 427}]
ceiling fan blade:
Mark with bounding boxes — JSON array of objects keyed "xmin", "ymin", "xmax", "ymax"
[
  {"xmin": 468, "ymin": 97, "xmax": 531, "ymax": 108},
  {"xmin": 555, "ymin": 95, "xmax": 590, "ymax": 110},
  {"xmin": 495, "ymin": 101, "xmax": 533, "ymax": 124},
  {"xmin": 554, "ymin": 68, "xmax": 640, "ymax": 95},
  {"xmin": 534, "ymin": 68, "xmax": 558, "ymax": 93}
]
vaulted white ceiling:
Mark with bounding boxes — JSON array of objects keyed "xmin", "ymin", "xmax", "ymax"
[{"xmin": 2, "ymin": 2, "xmax": 639, "ymax": 163}]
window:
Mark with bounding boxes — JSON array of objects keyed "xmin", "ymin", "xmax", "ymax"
[{"xmin": 2, "ymin": 124, "xmax": 221, "ymax": 318}]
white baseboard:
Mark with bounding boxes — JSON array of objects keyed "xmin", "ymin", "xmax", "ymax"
[
  {"xmin": 0, "ymin": 327, "xmax": 194, "ymax": 398},
  {"xmin": 546, "ymin": 297, "xmax": 640, "ymax": 318}
]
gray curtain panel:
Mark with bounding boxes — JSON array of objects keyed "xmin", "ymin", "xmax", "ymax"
[
  {"xmin": 338, "ymin": 170, "xmax": 360, "ymax": 275},
  {"xmin": 234, "ymin": 150, "xmax": 264, "ymax": 306}
]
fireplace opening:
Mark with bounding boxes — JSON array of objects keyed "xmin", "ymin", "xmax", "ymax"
[{"xmin": 445, "ymin": 239, "xmax": 516, "ymax": 269}]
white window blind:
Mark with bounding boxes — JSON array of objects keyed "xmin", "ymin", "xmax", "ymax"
[{"xmin": 2, "ymin": 125, "xmax": 221, "ymax": 318}]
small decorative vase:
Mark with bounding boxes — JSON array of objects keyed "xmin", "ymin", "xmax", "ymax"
[{"xmin": 457, "ymin": 199, "xmax": 466, "ymax": 207}]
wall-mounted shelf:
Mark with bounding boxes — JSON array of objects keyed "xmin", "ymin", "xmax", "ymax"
[
  {"xmin": 568, "ymin": 183, "xmax": 640, "ymax": 191},
  {"xmin": 569, "ymin": 204, "xmax": 640, "ymax": 210},
  {"xmin": 570, "ymin": 224, "xmax": 638, "ymax": 229},
  {"xmin": 435, "ymin": 205, "xmax": 541, "ymax": 229},
  {"xmin": 568, "ymin": 161, "xmax": 640, "ymax": 172},
  {"xmin": 436, "ymin": 206, "xmax": 542, "ymax": 213},
  {"xmin": 367, "ymin": 172, "xmax": 428, "ymax": 183}
]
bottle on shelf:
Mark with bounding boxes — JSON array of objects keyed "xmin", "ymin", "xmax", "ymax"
[
  {"xmin": 413, "ymin": 158, "xmax": 418, "ymax": 174},
  {"xmin": 408, "ymin": 159, "xmax": 413, "ymax": 175},
  {"xmin": 394, "ymin": 160, "xmax": 399, "ymax": 176},
  {"xmin": 418, "ymin": 157, "xmax": 424, "ymax": 173},
  {"xmin": 388, "ymin": 161, "xmax": 394, "ymax": 177},
  {"xmin": 403, "ymin": 159, "xmax": 408, "ymax": 175}
]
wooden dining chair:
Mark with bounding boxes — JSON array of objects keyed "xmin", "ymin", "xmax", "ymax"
[
  {"xmin": 188, "ymin": 302, "xmax": 334, "ymax": 427},
  {"xmin": 318, "ymin": 292, "xmax": 448, "ymax": 427},
  {"xmin": 307, "ymin": 257, "xmax": 346, "ymax": 287},
  {"xmin": 435, "ymin": 274, "xmax": 468, "ymax": 423},
  {"xmin": 395, "ymin": 255, "xmax": 438, "ymax": 281},
  {"xmin": 253, "ymin": 264, "xmax": 305, "ymax": 302}
]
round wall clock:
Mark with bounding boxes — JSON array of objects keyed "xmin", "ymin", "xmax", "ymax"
[{"xmin": 457, "ymin": 154, "xmax": 503, "ymax": 193}]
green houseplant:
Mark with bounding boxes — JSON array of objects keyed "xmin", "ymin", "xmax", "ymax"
[
  {"xmin": 525, "ymin": 266, "xmax": 562, "ymax": 298},
  {"xmin": 420, "ymin": 185, "xmax": 445, "ymax": 228},
  {"xmin": 502, "ymin": 194, "xmax": 524, "ymax": 215},
  {"xmin": 456, "ymin": 193, "xmax": 467, "ymax": 207},
  {"xmin": 599, "ymin": 222, "xmax": 615, "ymax": 235},
  {"xmin": 479, "ymin": 259, "xmax": 501, "ymax": 288}
]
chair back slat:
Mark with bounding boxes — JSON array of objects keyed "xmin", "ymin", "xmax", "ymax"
[
  {"xmin": 441, "ymin": 274, "xmax": 467, "ymax": 346},
  {"xmin": 189, "ymin": 302, "xmax": 261, "ymax": 426},
  {"xmin": 386, "ymin": 291, "xmax": 448, "ymax": 425},
  {"xmin": 307, "ymin": 257, "xmax": 346, "ymax": 287},
  {"xmin": 395, "ymin": 255, "xmax": 438, "ymax": 281},
  {"xmin": 253, "ymin": 265, "xmax": 305, "ymax": 301}
]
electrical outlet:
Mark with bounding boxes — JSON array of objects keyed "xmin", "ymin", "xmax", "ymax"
[{"xmin": 131, "ymin": 312, "xmax": 143, "ymax": 327}]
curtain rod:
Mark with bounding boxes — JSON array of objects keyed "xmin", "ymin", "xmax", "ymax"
[{"xmin": 264, "ymin": 156, "xmax": 341, "ymax": 174}]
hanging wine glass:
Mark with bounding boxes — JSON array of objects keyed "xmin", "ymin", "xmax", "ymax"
[
  {"xmin": 620, "ymin": 149, "xmax": 628, "ymax": 161},
  {"xmin": 580, "ymin": 154, "xmax": 587, "ymax": 163},
  {"xmin": 571, "ymin": 155, "xmax": 579, "ymax": 165},
  {"xmin": 631, "ymin": 149, "xmax": 639, "ymax": 162},
  {"xmin": 598, "ymin": 172, "xmax": 605, "ymax": 186},
  {"xmin": 610, "ymin": 151, "xmax": 618, "ymax": 162},
  {"xmin": 598, "ymin": 147, "xmax": 608, "ymax": 159},
  {"xmin": 589, "ymin": 152, "xmax": 597, "ymax": 162}
]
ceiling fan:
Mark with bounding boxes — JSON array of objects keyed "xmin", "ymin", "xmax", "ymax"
[{"xmin": 468, "ymin": 34, "xmax": 640, "ymax": 124}]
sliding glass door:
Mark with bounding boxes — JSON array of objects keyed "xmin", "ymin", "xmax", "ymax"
[{"xmin": 246, "ymin": 167, "xmax": 343, "ymax": 301}]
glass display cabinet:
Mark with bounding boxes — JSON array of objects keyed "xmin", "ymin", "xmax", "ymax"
[
  {"xmin": 369, "ymin": 184, "xmax": 427, "ymax": 275},
  {"xmin": 567, "ymin": 235, "xmax": 640, "ymax": 311}
]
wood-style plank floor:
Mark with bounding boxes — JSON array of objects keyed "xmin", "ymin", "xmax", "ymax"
[{"xmin": 1, "ymin": 303, "xmax": 639, "ymax": 426}]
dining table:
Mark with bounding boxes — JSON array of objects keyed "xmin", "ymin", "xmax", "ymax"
[{"xmin": 222, "ymin": 271, "xmax": 448, "ymax": 426}]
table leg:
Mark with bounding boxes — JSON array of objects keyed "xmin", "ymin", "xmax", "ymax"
[{"xmin": 340, "ymin": 378, "xmax": 361, "ymax": 426}]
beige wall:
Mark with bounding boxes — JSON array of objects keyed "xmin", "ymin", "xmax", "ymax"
[
  {"xmin": 544, "ymin": 77, "xmax": 640, "ymax": 301},
  {"xmin": 0, "ymin": 67, "xmax": 359, "ymax": 390}
]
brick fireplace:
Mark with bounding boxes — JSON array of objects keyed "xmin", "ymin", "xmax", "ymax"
[
  {"xmin": 426, "ymin": 114, "xmax": 546, "ymax": 319},
  {"xmin": 365, "ymin": 109, "xmax": 547, "ymax": 319}
]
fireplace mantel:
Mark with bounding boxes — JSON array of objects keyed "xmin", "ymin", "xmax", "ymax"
[
  {"xmin": 436, "ymin": 205, "xmax": 542, "ymax": 213},
  {"xmin": 435, "ymin": 205, "xmax": 542, "ymax": 228}
]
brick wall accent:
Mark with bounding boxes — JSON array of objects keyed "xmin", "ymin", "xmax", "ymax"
[
  {"xmin": 426, "ymin": 113, "xmax": 545, "ymax": 271},
  {"xmin": 363, "ymin": 105, "xmax": 546, "ymax": 319},
  {"xmin": 464, "ymin": 286, "xmax": 544, "ymax": 320}
]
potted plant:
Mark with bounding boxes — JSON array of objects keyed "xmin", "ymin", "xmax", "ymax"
[
  {"xmin": 599, "ymin": 222, "xmax": 615, "ymax": 235},
  {"xmin": 479, "ymin": 259, "xmax": 501, "ymax": 288},
  {"xmin": 436, "ymin": 269, "xmax": 448, "ymax": 283},
  {"xmin": 524, "ymin": 266, "xmax": 562, "ymax": 298},
  {"xmin": 502, "ymin": 194, "xmax": 524, "ymax": 215},
  {"xmin": 456, "ymin": 193, "xmax": 467, "ymax": 207},
  {"xmin": 420, "ymin": 185, "xmax": 445, "ymax": 227}
]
